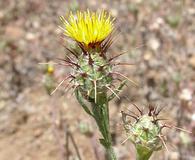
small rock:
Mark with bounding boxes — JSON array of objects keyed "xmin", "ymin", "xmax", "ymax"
[
  {"xmin": 189, "ymin": 56, "xmax": 195, "ymax": 69},
  {"xmin": 147, "ymin": 37, "xmax": 160, "ymax": 51},
  {"xmin": 179, "ymin": 88, "xmax": 193, "ymax": 111},
  {"xmin": 179, "ymin": 88, "xmax": 192, "ymax": 101},
  {"xmin": 26, "ymin": 32, "xmax": 36, "ymax": 41},
  {"xmin": 34, "ymin": 128, "xmax": 43, "ymax": 138},
  {"xmin": 149, "ymin": 17, "xmax": 164, "ymax": 30},
  {"xmin": 32, "ymin": 21, "xmax": 40, "ymax": 29},
  {"xmin": 110, "ymin": 9, "xmax": 118, "ymax": 17},
  {"xmin": 188, "ymin": 8, "xmax": 195, "ymax": 15},
  {"xmin": 144, "ymin": 52, "xmax": 153, "ymax": 61},
  {"xmin": 192, "ymin": 113, "xmax": 195, "ymax": 121},
  {"xmin": 135, "ymin": 0, "xmax": 143, "ymax": 4}
]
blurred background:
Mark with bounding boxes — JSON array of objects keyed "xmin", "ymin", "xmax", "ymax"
[{"xmin": 0, "ymin": 0, "xmax": 194, "ymax": 160}]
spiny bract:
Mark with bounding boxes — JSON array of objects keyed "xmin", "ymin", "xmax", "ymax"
[
  {"xmin": 74, "ymin": 53, "xmax": 113, "ymax": 100},
  {"xmin": 122, "ymin": 106, "xmax": 163, "ymax": 153}
]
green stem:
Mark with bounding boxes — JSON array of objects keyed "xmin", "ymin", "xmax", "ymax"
[
  {"xmin": 136, "ymin": 145, "xmax": 153, "ymax": 160},
  {"xmin": 91, "ymin": 91, "xmax": 117, "ymax": 160},
  {"xmin": 75, "ymin": 89, "xmax": 117, "ymax": 159},
  {"xmin": 106, "ymin": 146, "xmax": 117, "ymax": 160}
]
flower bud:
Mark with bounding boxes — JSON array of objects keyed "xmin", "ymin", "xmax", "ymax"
[{"xmin": 122, "ymin": 105, "xmax": 164, "ymax": 160}]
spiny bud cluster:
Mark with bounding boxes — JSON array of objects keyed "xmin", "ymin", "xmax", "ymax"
[
  {"xmin": 122, "ymin": 105, "xmax": 164, "ymax": 153},
  {"xmin": 73, "ymin": 51, "xmax": 113, "ymax": 100}
]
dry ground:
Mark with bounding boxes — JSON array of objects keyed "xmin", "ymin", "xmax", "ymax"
[{"xmin": 0, "ymin": 0, "xmax": 194, "ymax": 160}]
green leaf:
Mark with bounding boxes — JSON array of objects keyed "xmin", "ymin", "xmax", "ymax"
[{"xmin": 75, "ymin": 89, "xmax": 94, "ymax": 117}]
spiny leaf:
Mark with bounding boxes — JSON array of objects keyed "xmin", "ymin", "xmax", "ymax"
[{"xmin": 75, "ymin": 88, "xmax": 94, "ymax": 117}]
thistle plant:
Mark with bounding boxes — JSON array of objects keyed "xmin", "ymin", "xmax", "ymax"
[
  {"xmin": 121, "ymin": 105, "xmax": 165, "ymax": 160},
  {"xmin": 58, "ymin": 10, "xmax": 130, "ymax": 160},
  {"xmin": 44, "ymin": 9, "xmax": 191, "ymax": 160}
]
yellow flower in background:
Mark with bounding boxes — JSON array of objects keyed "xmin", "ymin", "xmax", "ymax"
[
  {"xmin": 47, "ymin": 64, "xmax": 54, "ymax": 74},
  {"xmin": 60, "ymin": 10, "xmax": 114, "ymax": 48}
]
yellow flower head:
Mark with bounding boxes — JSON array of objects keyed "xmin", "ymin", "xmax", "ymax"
[{"xmin": 60, "ymin": 10, "xmax": 114, "ymax": 49}]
